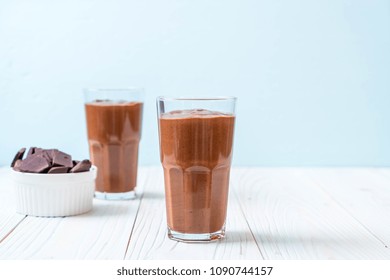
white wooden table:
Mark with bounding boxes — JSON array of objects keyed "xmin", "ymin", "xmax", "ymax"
[{"xmin": 0, "ymin": 166, "xmax": 389, "ymax": 260}]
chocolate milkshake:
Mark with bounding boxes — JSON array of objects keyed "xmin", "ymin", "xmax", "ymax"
[
  {"xmin": 159, "ymin": 108, "xmax": 235, "ymax": 240},
  {"xmin": 85, "ymin": 101, "xmax": 143, "ymax": 198}
]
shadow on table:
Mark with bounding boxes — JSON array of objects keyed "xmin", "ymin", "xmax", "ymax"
[
  {"xmin": 245, "ymin": 232, "xmax": 389, "ymax": 259},
  {"xmin": 72, "ymin": 190, "xmax": 165, "ymax": 219},
  {"xmin": 141, "ymin": 190, "xmax": 165, "ymax": 200},
  {"xmin": 220, "ymin": 230, "xmax": 257, "ymax": 244},
  {"xmin": 223, "ymin": 230, "xmax": 387, "ymax": 247}
]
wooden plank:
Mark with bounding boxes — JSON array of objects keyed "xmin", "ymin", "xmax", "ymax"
[
  {"xmin": 300, "ymin": 168, "xmax": 390, "ymax": 250},
  {"xmin": 374, "ymin": 168, "xmax": 390, "ymax": 184},
  {"xmin": 125, "ymin": 167, "xmax": 263, "ymax": 260},
  {"xmin": 2, "ymin": 167, "xmax": 389, "ymax": 260},
  {"xmin": 0, "ymin": 168, "xmax": 26, "ymax": 245},
  {"xmin": 0, "ymin": 168, "xmax": 149, "ymax": 259},
  {"xmin": 235, "ymin": 168, "xmax": 390, "ymax": 259}
]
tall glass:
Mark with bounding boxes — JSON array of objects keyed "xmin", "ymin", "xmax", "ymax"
[
  {"xmin": 84, "ymin": 89, "xmax": 143, "ymax": 200},
  {"xmin": 157, "ymin": 97, "xmax": 236, "ymax": 242}
]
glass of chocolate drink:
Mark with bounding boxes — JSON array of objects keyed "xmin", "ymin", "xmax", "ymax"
[
  {"xmin": 157, "ymin": 96, "xmax": 236, "ymax": 242},
  {"xmin": 84, "ymin": 89, "xmax": 143, "ymax": 200}
]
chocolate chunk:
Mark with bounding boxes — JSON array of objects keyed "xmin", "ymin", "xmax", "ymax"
[
  {"xmin": 34, "ymin": 148, "xmax": 43, "ymax": 155},
  {"xmin": 31, "ymin": 149, "xmax": 52, "ymax": 165},
  {"xmin": 46, "ymin": 149, "xmax": 59, "ymax": 158},
  {"xmin": 43, "ymin": 151, "xmax": 53, "ymax": 164},
  {"xmin": 11, "ymin": 148, "xmax": 26, "ymax": 167},
  {"xmin": 27, "ymin": 147, "xmax": 36, "ymax": 156},
  {"xmin": 48, "ymin": 166, "xmax": 70, "ymax": 174},
  {"xmin": 70, "ymin": 160, "xmax": 91, "ymax": 173},
  {"xmin": 13, "ymin": 159, "xmax": 23, "ymax": 171},
  {"xmin": 19, "ymin": 155, "xmax": 50, "ymax": 173},
  {"xmin": 12, "ymin": 147, "xmax": 91, "ymax": 174},
  {"xmin": 52, "ymin": 151, "xmax": 73, "ymax": 168}
]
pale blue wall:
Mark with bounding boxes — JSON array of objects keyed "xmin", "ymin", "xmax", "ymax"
[{"xmin": 1, "ymin": 0, "xmax": 389, "ymax": 166}]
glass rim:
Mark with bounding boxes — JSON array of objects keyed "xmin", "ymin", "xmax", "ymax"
[
  {"xmin": 83, "ymin": 87, "xmax": 144, "ymax": 93},
  {"xmin": 157, "ymin": 96, "xmax": 237, "ymax": 101}
]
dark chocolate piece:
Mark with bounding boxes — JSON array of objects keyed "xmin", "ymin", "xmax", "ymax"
[
  {"xmin": 27, "ymin": 147, "xmax": 36, "ymax": 156},
  {"xmin": 70, "ymin": 160, "xmax": 91, "ymax": 173},
  {"xmin": 13, "ymin": 159, "xmax": 23, "ymax": 171},
  {"xmin": 12, "ymin": 147, "xmax": 91, "ymax": 174},
  {"xmin": 31, "ymin": 148, "xmax": 52, "ymax": 165},
  {"xmin": 52, "ymin": 151, "xmax": 73, "ymax": 168},
  {"xmin": 33, "ymin": 148, "xmax": 44, "ymax": 155},
  {"xmin": 34, "ymin": 148, "xmax": 43, "ymax": 155},
  {"xmin": 42, "ymin": 151, "xmax": 53, "ymax": 164},
  {"xmin": 11, "ymin": 148, "xmax": 26, "ymax": 167},
  {"xmin": 46, "ymin": 149, "xmax": 59, "ymax": 159},
  {"xmin": 19, "ymin": 155, "xmax": 50, "ymax": 173},
  {"xmin": 48, "ymin": 166, "xmax": 70, "ymax": 174},
  {"xmin": 42, "ymin": 149, "xmax": 58, "ymax": 165}
]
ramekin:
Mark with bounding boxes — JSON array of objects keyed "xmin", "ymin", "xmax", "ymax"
[{"xmin": 11, "ymin": 166, "xmax": 97, "ymax": 217}]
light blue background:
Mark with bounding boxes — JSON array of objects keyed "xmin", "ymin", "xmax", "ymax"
[{"xmin": 1, "ymin": 0, "xmax": 389, "ymax": 167}]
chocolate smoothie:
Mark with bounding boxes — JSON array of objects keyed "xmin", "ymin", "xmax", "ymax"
[
  {"xmin": 159, "ymin": 109, "xmax": 235, "ymax": 234},
  {"xmin": 85, "ymin": 101, "xmax": 143, "ymax": 194}
]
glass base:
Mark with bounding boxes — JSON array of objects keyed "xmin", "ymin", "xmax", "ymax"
[
  {"xmin": 168, "ymin": 226, "xmax": 225, "ymax": 243},
  {"xmin": 94, "ymin": 190, "xmax": 136, "ymax": 200}
]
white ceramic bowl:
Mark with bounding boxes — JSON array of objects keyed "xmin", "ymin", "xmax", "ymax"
[{"xmin": 12, "ymin": 166, "xmax": 97, "ymax": 217}]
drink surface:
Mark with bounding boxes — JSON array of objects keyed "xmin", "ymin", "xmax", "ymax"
[
  {"xmin": 159, "ymin": 109, "xmax": 235, "ymax": 234},
  {"xmin": 85, "ymin": 101, "xmax": 143, "ymax": 193}
]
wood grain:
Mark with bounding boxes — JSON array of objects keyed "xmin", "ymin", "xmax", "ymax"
[
  {"xmin": 0, "ymin": 168, "xmax": 149, "ymax": 259},
  {"xmin": 234, "ymin": 168, "xmax": 390, "ymax": 259},
  {"xmin": 1, "ymin": 167, "xmax": 390, "ymax": 260},
  {"xmin": 0, "ymin": 168, "xmax": 26, "ymax": 244},
  {"xmin": 125, "ymin": 167, "xmax": 263, "ymax": 260},
  {"xmin": 300, "ymin": 168, "xmax": 390, "ymax": 249}
]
